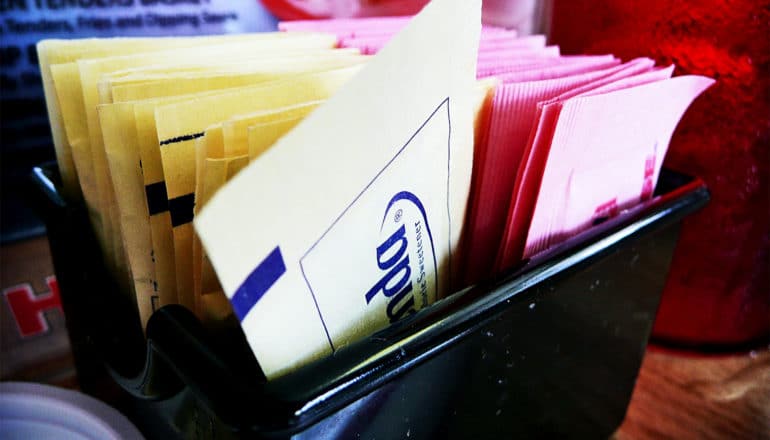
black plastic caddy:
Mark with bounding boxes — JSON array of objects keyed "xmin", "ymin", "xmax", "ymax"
[{"xmin": 28, "ymin": 164, "xmax": 709, "ymax": 439}]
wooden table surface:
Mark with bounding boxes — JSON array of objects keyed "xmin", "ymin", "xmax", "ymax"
[{"xmin": 615, "ymin": 345, "xmax": 770, "ymax": 439}]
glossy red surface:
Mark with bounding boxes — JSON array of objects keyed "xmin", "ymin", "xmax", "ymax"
[
  {"xmin": 258, "ymin": 0, "xmax": 429, "ymax": 20},
  {"xmin": 550, "ymin": 0, "xmax": 770, "ymax": 347},
  {"xmin": 259, "ymin": 0, "xmax": 328, "ymax": 20}
]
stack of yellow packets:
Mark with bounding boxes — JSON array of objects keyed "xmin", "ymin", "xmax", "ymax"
[
  {"xmin": 38, "ymin": 31, "xmax": 370, "ymax": 328},
  {"xmin": 38, "ymin": 0, "xmax": 494, "ymax": 366}
]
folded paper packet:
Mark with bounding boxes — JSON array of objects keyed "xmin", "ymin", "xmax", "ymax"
[
  {"xmin": 196, "ymin": 0, "xmax": 482, "ymax": 379},
  {"xmin": 479, "ymin": 55, "xmax": 619, "ymax": 81},
  {"xmin": 97, "ymin": 103, "xmax": 155, "ymax": 320},
  {"xmin": 281, "ymin": 17, "xmax": 575, "ymax": 84},
  {"xmin": 246, "ymin": 106, "xmax": 321, "ymax": 161},
  {"xmin": 97, "ymin": 47, "xmax": 361, "ymax": 88},
  {"xmin": 193, "ymin": 153, "xmax": 250, "ymax": 319},
  {"xmin": 339, "ymin": 33, "xmax": 543, "ymax": 56},
  {"xmin": 496, "ymin": 74, "xmax": 714, "ymax": 271},
  {"xmin": 102, "ymin": 51, "xmax": 367, "ymax": 104},
  {"xmin": 517, "ymin": 68, "xmax": 699, "ymax": 256},
  {"xmin": 477, "ymin": 55, "xmax": 613, "ymax": 80},
  {"xmin": 278, "ymin": 15, "xmax": 513, "ymax": 38},
  {"xmin": 494, "ymin": 66, "xmax": 670, "ymax": 271},
  {"xmin": 463, "ymin": 58, "xmax": 655, "ymax": 284},
  {"xmin": 222, "ymin": 102, "xmax": 327, "ymax": 158},
  {"xmin": 343, "ymin": 29, "xmax": 520, "ymax": 55}
]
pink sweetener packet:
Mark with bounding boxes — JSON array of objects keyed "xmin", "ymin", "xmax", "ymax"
[
  {"xmin": 462, "ymin": 59, "xmax": 657, "ymax": 284},
  {"xmin": 494, "ymin": 101, "xmax": 561, "ymax": 272},
  {"xmin": 497, "ymin": 75, "xmax": 713, "ymax": 270},
  {"xmin": 477, "ymin": 54, "xmax": 614, "ymax": 76},
  {"xmin": 474, "ymin": 47, "xmax": 564, "ymax": 76},
  {"xmin": 517, "ymin": 64, "xmax": 677, "ymax": 257},
  {"xmin": 576, "ymin": 65, "xmax": 675, "ymax": 97},
  {"xmin": 479, "ymin": 34, "xmax": 547, "ymax": 51},
  {"xmin": 478, "ymin": 55, "xmax": 619, "ymax": 80},
  {"xmin": 491, "ymin": 55, "xmax": 619, "ymax": 82},
  {"xmin": 521, "ymin": 71, "xmax": 714, "ymax": 259},
  {"xmin": 279, "ymin": 16, "xmax": 511, "ymax": 37},
  {"xmin": 477, "ymin": 59, "xmax": 565, "ymax": 78},
  {"xmin": 480, "ymin": 45, "xmax": 557, "ymax": 59},
  {"xmin": 342, "ymin": 34, "xmax": 548, "ymax": 56},
  {"xmin": 495, "ymin": 60, "xmax": 660, "ymax": 270},
  {"xmin": 342, "ymin": 26, "xmax": 518, "ymax": 40},
  {"xmin": 334, "ymin": 29, "xmax": 520, "ymax": 48},
  {"xmin": 527, "ymin": 58, "xmax": 656, "ymax": 106}
]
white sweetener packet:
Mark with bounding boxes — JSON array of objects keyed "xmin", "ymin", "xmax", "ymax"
[{"xmin": 195, "ymin": 0, "xmax": 481, "ymax": 379}]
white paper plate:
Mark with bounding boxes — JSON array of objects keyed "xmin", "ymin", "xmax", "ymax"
[{"xmin": 0, "ymin": 382, "xmax": 143, "ymax": 439}]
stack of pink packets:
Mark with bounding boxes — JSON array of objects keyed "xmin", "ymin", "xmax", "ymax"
[{"xmin": 280, "ymin": 16, "xmax": 714, "ymax": 286}]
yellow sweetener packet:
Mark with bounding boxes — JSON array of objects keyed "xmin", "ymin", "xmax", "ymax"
[{"xmin": 196, "ymin": 0, "xmax": 481, "ymax": 378}]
